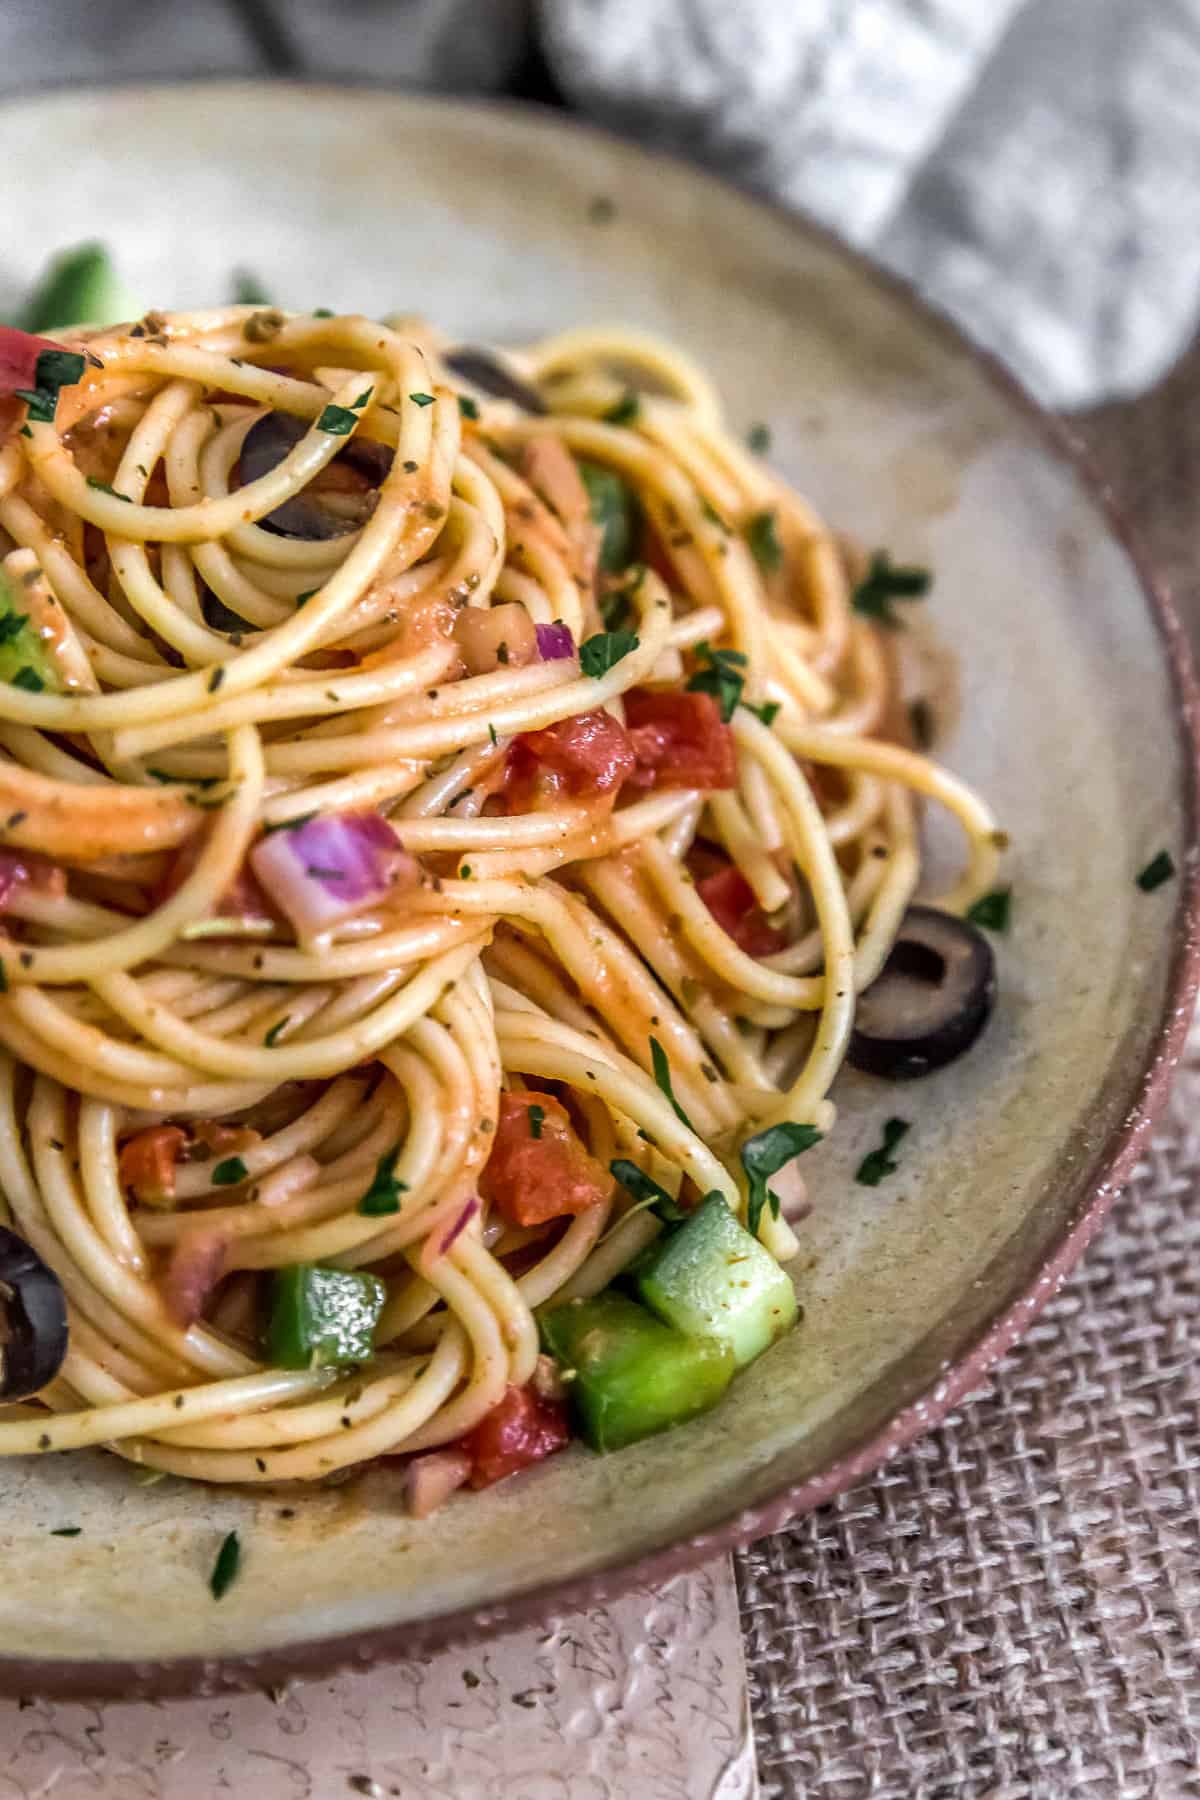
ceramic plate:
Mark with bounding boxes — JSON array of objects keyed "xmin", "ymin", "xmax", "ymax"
[{"xmin": 0, "ymin": 85, "xmax": 1195, "ymax": 1697}]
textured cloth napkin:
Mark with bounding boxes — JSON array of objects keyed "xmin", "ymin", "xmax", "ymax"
[{"xmin": 6, "ymin": 0, "xmax": 1200, "ymax": 407}]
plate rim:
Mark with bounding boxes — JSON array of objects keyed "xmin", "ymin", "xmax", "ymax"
[{"xmin": 2, "ymin": 80, "xmax": 1198, "ymax": 1700}]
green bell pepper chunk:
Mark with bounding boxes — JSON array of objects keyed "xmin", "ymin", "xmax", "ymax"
[
  {"xmin": 634, "ymin": 1193, "xmax": 798, "ymax": 1368},
  {"xmin": 578, "ymin": 460, "xmax": 640, "ymax": 572},
  {"xmin": 0, "ymin": 567, "xmax": 60, "ymax": 692},
  {"xmin": 21, "ymin": 243, "xmax": 139, "ymax": 334},
  {"xmin": 539, "ymin": 1291, "xmax": 733, "ymax": 1453},
  {"xmin": 267, "ymin": 1264, "xmax": 385, "ymax": 1370}
]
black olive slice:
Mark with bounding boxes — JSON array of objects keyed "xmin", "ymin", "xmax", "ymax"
[
  {"xmin": 239, "ymin": 412, "xmax": 394, "ymax": 540},
  {"xmin": 848, "ymin": 905, "xmax": 996, "ymax": 1080},
  {"xmin": 443, "ymin": 347, "xmax": 547, "ymax": 415},
  {"xmin": 0, "ymin": 1226, "xmax": 68, "ymax": 1401}
]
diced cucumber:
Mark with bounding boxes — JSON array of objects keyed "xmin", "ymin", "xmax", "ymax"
[
  {"xmin": 539, "ymin": 1291, "xmax": 733, "ymax": 1453},
  {"xmin": 0, "ymin": 565, "xmax": 61, "ymax": 692},
  {"xmin": 634, "ymin": 1193, "xmax": 798, "ymax": 1368},
  {"xmin": 21, "ymin": 243, "xmax": 139, "ymax": 334},
  {"xmin": 578, "ymin": 460, "xmax": 640, "ymax": 572}
]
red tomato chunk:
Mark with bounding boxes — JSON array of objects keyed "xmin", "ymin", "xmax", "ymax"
[
  {"xmin": 506, "ymin": 708, "xmax": 635, "ymax": 811},
  {"xmin": 118, "ymin": 1124, "xmax": 187, "ymax": 1206},
  {"xmin": 624, "ymin": 690, "xmax": 737, "ymax": 791},
  {"xmin": 463, "ymin": 1383, "xmax": 570, "ymax": 1489},
  {"xmin": 482, "ymin": 1091, "xmax": 611, "ymax": 1227},
  {"xmin": 697, "ymin": 863, "xmax": 787, "ymax": 957}
]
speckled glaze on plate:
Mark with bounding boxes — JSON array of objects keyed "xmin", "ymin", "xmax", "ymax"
[{"xmin": 0, "ymin": 85, "xmax": 1195, "ymax": 1699}]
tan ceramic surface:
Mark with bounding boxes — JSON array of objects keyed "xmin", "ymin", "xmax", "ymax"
[{"xmin": 0, "ymin": 86, "xmax": 1193, "ymax": 1685}]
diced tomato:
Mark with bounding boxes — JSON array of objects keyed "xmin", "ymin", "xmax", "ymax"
[
  {"xmin": 506, "ymin": 708, "xmax": 635, "ymax": 811},
  {"xmin": 118, "ymin": 1125, "xmax": 187, "ymax": 1207},
  {"xmin": 462, "ymin": 1382, "xmax": 570, "ymax": 1489},
  {"xmin": 0, "ymin": 325, "xmax": 70, "ymax": 395},
  {"xmin": 624, "ymin": 689, "xmax": 737, "ymax": 791},
  {"xmin": 161, "ymin": 1230, "xmax": 228, "ymax": 1329},
  {"xmin": 482, "ymin": 1091, "xmax": 611, "ymax": 1227},
  {"xmin": 696, "ymin": 863, "xmax": 787, "ymax": 957},
  {"xmin": 159, "ymin": 832, "xmax": 276, "ymax": 926},
  {"xmin": 0, "ymin": 847, "xmax": 66, "ymax": 909}
]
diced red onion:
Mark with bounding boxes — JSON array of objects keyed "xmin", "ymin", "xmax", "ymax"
[
  {"xmin": 535, "ymin": 621, "xmax": 576, "ymax": 662},
  {"xmin": 162, "ymin": 1230, "xmax": 228, "ymax": 1328},
  {"xmin": 438, "ymin": 1195, "xmax": 479, "ymax": 1256},
  {"xmin": 0, "ymin": 848, "xmax": 65, "ymax": 910},
  {"xmin": 249, "ymin": 811, "xmax": 417, "ymax": 940},
  {"xmin": 406, "ymin": 1448, "xmax": 472, "ymax": 1519}
]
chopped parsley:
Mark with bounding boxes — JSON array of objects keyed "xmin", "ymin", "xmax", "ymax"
[
  {"xmin": 744, "ymin": 699, "xmax": 780, "ymax": 727},
  {"xmin": 209, "ymin": 1530, "xmax": 241, "ymax": 1600},
  {"xmin": 609, "ymin": 1158, "xmax": 689, "ymax": 1225},
  {"xmin": 649, "ymin": 1036, "xmax": 694, "ymax": 1131},
  {"xmin": 741, "ymin": 1121, "xmax": 823, "ymax": 1238},
  {"xmin": 528, "ymin": 1104, "xmax": 545, "ymax": 1139},
  {"xmin": 261, "ymin": 810, "xmax": 318, "ymax": 835},
  {"xmin": 85, "ymin": 476, "xmax": 131, "ymax": 502},
  {"xmin": 0, "ymin": 611, "xmax": 26, "ymax": 645},
  {"xmin": 686, "ymin": 640, "xmax": 747, "ymax": 722},
  {"xmin": 603, "ymin": 392, "xmax": 640, "ymax": 427},
  {"xmin": 744, "ymin": 510, "xmax": 782, "ymax": 574},
  {"xmin": 358, "ymin": 1147, "xmax": 409, "ymax": 1216},
  {"xmin": 746, "ymin": 423, "xmax": 772, "ymax": 455},
  {"xmin": 851, "ymin": 550, "xmax": 931, "ymax": 628},
  {"xmin": 458, "ymin": 395, "xmax": 480, "ymax": 420},
  {"xmin": 966, "ymin": 888, "xmax": 1012, "ymax": 932},
  {"xmin": 232, "ymin": 269, "xmax": 271, "ymax": 305},
  {"xmin": 487, "ymin": 723, "xmax": 498, "ymax": 746},
  {"xmin": 1136, "ymin": 849, "xmax": 1175, "ymax": 893},
  {"xmin": 409, "ymin": 391, "xmax": 436, "ymax": 408},
  {"xmin": 49, "ymin": 1526, "xmax": 81, "ymax": 1537},
  {"xmin": 11, "ymin": 666, "xmax": 43, "ymax": 691},
  {"xmin": 313, "ymin": 307, "xmax": 334, "ymax": 318},
  {"xmin": 317, "ymin": 402, "xmax": 361, "ymax": 436},
  {"xmin": 208, "ymin": 667, "xmax": 225, "ymax": 693},
  {"xmin": 263, "ymin": 1017, "xmax": 290, "ymax": 1047},
  {"xmin": 579, "ymin": 629, "xmax": 639, "ymax": 678},
  {"xmin": 855, "ymin": 1117, "xmax": 910, "ymax": 1187},
  {"xmin": 212, "ymin": 1156, "xmax": 248, "ymax": 1186},
  {"xmin": 14, "ymin": 347, "xmax": 86, "ymax": 423},
  {"xmin": 295, "ymin": 589, "xmax": 317, "ymax": 607}
]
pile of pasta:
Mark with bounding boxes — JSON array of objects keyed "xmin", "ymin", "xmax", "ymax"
[{"xmin": 0, "ymin": 308, "xmax": 998, "ymax": 1486}]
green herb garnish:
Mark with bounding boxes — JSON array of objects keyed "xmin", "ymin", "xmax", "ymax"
[
  {"xmin": 50, "ymin": 1526, "xmax": 81, "ymax": 1537},
  {"xmin": 744, "ymin": 510, "xmax": 782, "ymax": 573},
  {"xmin": 686, "ymin": 640, "xmax": 747, "ymax": 722},
  {"xmin": 263, "ymin": 1017, "xmax": 290, "ymax": 1047},
  {"xmin": 11, "ymin": 666, "xmax": 43, "ymax": 691},
  {"xmin": 851, "ymin": 550, "xmax": 931, "ymax": 627},
  {"xmin": 212, "ymin": 1156, "xmax": 248, "ymax": 1186},
  {"xmin": 744, "ymin": 699, "xmax": 780, "ymax": 727},
  {"xmin": 528, "ymin": 1104, "xmax": 545, "ymax": 1140},
  {"xmin": 209, "ymin": 1529, "xmax": 241, "ymax": 1600},
  {"xmin": 609, "ymin": 1158, "xmax": 689, "ymax": 1225},
  {"xmin": 649, "ymin": 1036, "xmax": 693, "ymax": 1131},
  {"xmin": 232, "ymin": 270, "xmax": 270, "ymax": 305},
  {"xmin": 855, "ymin": 1117, "xmax": 910, "ymax": 1187},
  {"xmin": 741, "ymin": 1121, "xmax": 823, "ymax": 1238},
  {"xmin": 458, "ymin": 395, "xmax": 480, "ymax": 420},
  {"xmin": 85, "ymin": 476, "xmax": 131, "ymax": 502},
  {"xmin": 13, "ymin": 347, "xmax": 86, "ymax": 424},
  {"xmin": 604, "ymin": 392, "xmax": 640, "ymax": 427},
  {"xmin": 966, "ymin": 888, "xmax": 1011, "ymax": 932},
  {"xmin": 579, "ymin": 629, "xmax": 639, "ymax": 678},
  {"xmin": 1136, "ymin": 849, "xmax": 1175, "ymax": 893},
  {"xmin": 409, "ymin": 391, "xmax": 436, "ymax": 408},
  {"xmin": 746, "ymin": 423, "xmax": 771, "ymax": 455},
  {"xmin": 317, "ymin": 403, "xmax": 360, "ymax": 436},
  {"xmin": 0, "ymin": 611, "xmax": 26, "ymax": 645},
  {"xmin": 358, "ymin": 1147, "xmax": 409, "ymax": 1216}
]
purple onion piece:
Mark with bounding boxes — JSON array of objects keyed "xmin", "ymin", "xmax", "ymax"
[{"xmin": 535, "ymin": 621, "xmax": 576, "ymax": 662}]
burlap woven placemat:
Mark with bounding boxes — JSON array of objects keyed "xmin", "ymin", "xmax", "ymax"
[{"xmin": 734, "ymin": 372, "xmax": 1200, "ymax": 1800}]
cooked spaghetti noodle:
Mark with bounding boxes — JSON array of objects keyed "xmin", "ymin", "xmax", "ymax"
[{"xmin": 0, "ymin": 307, "xmax": 1000, "ymax": 1491}]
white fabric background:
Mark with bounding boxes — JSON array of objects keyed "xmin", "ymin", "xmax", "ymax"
[{"xmin": 4, "ymin": 0, "xmax": 1200, "ymax": 406}]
